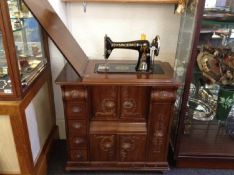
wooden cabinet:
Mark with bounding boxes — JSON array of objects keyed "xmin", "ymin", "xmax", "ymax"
[{"xmin": 57, "ymin": 61, "xmax": 178, "ymax": 171}]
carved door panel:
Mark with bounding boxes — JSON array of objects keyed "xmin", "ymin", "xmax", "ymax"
[
  {"xmin": 120, "ymin": 87, "xmax": 150, "ymax": 121},
  {"xmin": 90, "ymin": 86, "xmax": 118, "ymax": 120},
  {"xmin": 90, "ymin": 134, "xmax": 117, "ymax": 161},
  {"xmin": 119, "ymin": 135, "xmax": 146, "ymax": 162}
]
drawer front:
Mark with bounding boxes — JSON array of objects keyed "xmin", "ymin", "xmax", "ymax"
[
  {"xmin": 70, "ymin": 150, "xmax": 87, "ymax": 161},
  {"xmin": 68, "ymin": 120, "xmax": 86, "ymax": 135},
  {"xmin": 69, "ymin": 136, "xmax": 87, "ymax": 148},
  {"xmin": 66, "ymin": 102, "xmax": 86, "ymax": 118},
  {"xmin": 63, "ymin": 86, "xmax": 87, "ymax": 101}
]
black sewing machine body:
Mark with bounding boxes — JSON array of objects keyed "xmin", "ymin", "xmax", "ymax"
[{"xmin": 96, "ymin": 35, "xmax": 160, "ymax": 73}]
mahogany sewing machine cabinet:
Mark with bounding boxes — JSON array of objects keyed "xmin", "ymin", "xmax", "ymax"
[
  {"xmin": 56, "ymin": 60, "xmax": 178, "ymax": 171},
  {"xmin": 22, "ymin": 0, "xmax": 178, "ymax": 171}
]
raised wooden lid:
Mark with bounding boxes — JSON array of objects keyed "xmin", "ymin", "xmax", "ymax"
[{"xmin": 23, "ymin": 0, "xmax": 88, "ymax": 78}]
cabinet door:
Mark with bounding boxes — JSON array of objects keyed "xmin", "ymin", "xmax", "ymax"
[
  {"xmin": 90, "ymin": 86, "xmax": 118, "ymax": 120},
  {"xmin": 90, "ymin": 134, "xmax": 116, "ymax": 161},
  {"xmin": 119, "ymin": 135, "xmax": 146, "ymax": 162},
  {"xmin": 120, "ymin": 87, "xmax": 150, "ymax": 121}
]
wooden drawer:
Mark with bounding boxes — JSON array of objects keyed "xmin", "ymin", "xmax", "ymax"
[
  {"xmin": 70, "ymin": 149, "xmax": 87, "ymax": 161},
  {"xmin": 69, "ymin": 136, "xmax": 87, "ymax": 148},
  {"xmin": 68, "ymin": 120, "xmax": 86, "ymax": 135},
  {"xmin": 63, "ymin": 86, "xmax": 87, "ymax": 101},
  {"xmin": 66, "ymin": 102, "xmax": 86, "ymax": 118}
]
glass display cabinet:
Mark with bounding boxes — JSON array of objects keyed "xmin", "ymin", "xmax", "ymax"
[
  {"xmin": 0, "ymin": 1, "xmax": 56, "ymax": 175},
  {"xmin": 173, "ymin": 0, "xmax": 234, "ymax": 168},
  {"xmin": 0, "ymin": 0, "xmax": 47, "ymax": 99}
]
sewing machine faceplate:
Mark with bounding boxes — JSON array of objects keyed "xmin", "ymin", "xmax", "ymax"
[{"xmin": 95, "ymin": 63, "xmax": 164, "ymax": 74}]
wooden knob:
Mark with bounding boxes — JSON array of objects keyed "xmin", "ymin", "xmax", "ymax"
[
  {"xmin": 75, "ymin": 154, "xmax": 82, "ymax": 160},
  {"xmin": 72, "ymin": 106, "xmax": 81, "ymax": 113},
  {"xmin": 74, "ymin": 138, "xmax": 84, "ymax": 144},
  {"xmin": 72, "ymin": 122, "xmax": 81, "ymax": 129}
]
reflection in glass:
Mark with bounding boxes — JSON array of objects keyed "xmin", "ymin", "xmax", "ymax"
[
  {"xmin": 0, "ymin": 31, "xmax": 12, "ymax": 94},
  {"xmin": 7, "ymin": 0, "xmax": 47, "ymax": 91}
]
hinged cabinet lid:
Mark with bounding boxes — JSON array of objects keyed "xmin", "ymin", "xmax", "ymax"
[{"xmin": 23, "ymin": 0, "xmax": 89, "ymax": 78}]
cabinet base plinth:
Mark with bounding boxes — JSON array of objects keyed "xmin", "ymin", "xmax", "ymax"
[{"xmin": 65, "ymin": 161, "xmax": 169, "ymax": 171}]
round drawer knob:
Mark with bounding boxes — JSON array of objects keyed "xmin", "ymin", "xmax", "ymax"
[
  {"xmin": 72, "ymin": 106, "xmax": 81, "ymax": 113},
  {"xmin": 74, "ymin": 138, "xmax": 84, "ymax": 144},
  {"xmin": 75, "ymin": 154, "xmax": 82, "ymax": 160},
  {"xmin": 73, "ymin": 123, "xmax": 82, "ymax": 129}
]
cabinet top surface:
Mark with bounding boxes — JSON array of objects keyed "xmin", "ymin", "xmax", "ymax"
[{"xmin": 56, "ymin": 60, "xmax": 178, "ymax": 87}]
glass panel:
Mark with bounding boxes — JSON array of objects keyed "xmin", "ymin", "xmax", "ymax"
[
  {"xmin": 0, "ymin": 28, "xmax": 12, "ymax": 94},
  {"xmin": 171, "ymin": 0, "xmax": 199, "ymax": 146},
  {"xmin": 7, "ymin": 0, "xmax": 47, "ymax": 91},
  {"xmin": 179, "ymin": 0, "xmax": 234, "ymax": 157}
]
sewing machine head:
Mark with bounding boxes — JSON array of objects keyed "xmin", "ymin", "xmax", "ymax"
[{"xmin": 103, "ymin": 35, "xmax": 160, "ymax": 73}]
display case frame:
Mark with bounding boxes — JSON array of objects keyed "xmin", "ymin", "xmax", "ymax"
[{"xmin": 0, "ymin": 0, "xmax": 49, "ymax": 100}]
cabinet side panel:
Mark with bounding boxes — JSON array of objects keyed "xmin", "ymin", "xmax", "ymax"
[
  {"xmin": 25, "ymin": 82, "xmax": 53, "ymax": 164},
  {"xmin": 0, "ymin": 115, "xmax": 21, "ymax": 174},
  {"xmin": 147, "ymin": 103, "xmax": 172, "ymax": 161}
]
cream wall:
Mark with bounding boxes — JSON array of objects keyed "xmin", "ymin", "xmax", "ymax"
[
  {"xmin": 0, "ymin": 115, "xmax": 20, "ymax": 174},
  {"xmin": 48, "ymin": 0, "xmax": 181, "ymax": 139},
  {"xmin": 66, "ymin": 3, "xmax": 180, "ymax": 65},
  {"xmin": 25, "ymin": 82, "xmax": 53, "ymax": 164}
]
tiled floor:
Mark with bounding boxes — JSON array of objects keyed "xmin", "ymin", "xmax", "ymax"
[{"xmin": 48, "ymin": 140, "xmax": 234, "ymax": 175}]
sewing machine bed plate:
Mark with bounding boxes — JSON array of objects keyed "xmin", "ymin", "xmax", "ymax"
[{"xmin": 95, "ymin": 63, "xmax": 164, "ymax": 74}]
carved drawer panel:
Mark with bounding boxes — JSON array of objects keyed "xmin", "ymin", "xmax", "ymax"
[
  {"xmin": 68, "ymin": 120, "xmax": 86, "ymax": 135},
  {"xmin": 119, "ymin": 135, "xmax": 146, "ymax": 162},
  {"xmin": 69, "ymin": 136, "xmax": 87, "ymax": 148},
  {"xmin": 120, "ymin": 87, "xmax": 150, "ymax": 121},
  {"xmin": 90, "ymin": 134, "xmax": 117, "ymax": 161},
  {"xmin": 90, "ymin": 86, "xmax": 118, "ymax": 120},
  {"xmin": 70, "ymin": 149, "xmax": 87, "ymax": 161},
  {"xmin": 63, "ymin": 86, "xmax": 87, "ymax": 101},
  {"xmin": 66, "ymin": 102, "xmax": 86, "ymax": 118}
]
